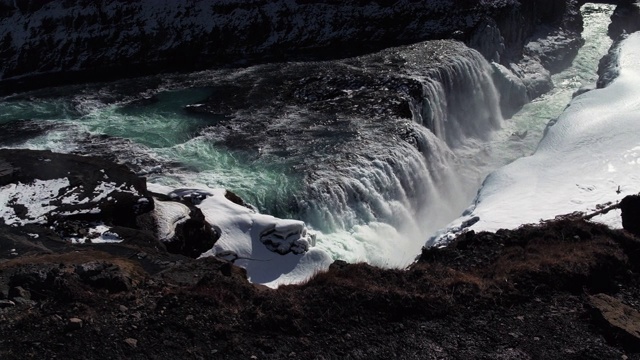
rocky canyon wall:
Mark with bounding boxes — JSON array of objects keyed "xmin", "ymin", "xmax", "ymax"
[{"xmin": 0, "ymin": 0, "xmax": 591, "ymax": 97}]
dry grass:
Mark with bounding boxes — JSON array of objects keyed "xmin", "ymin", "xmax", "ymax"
[
  {"xmin": 289, "ymin": 219, "xmax": 633, "ymax": 310},
  {"xmin": 0, "ymin": 249, "xmax": 147, "ymax": 288},
  {"xmin": 1, "ymin": 218, "xmax": 634, "ymax": 330}
]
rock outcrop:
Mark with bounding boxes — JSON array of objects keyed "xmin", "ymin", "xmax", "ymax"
[
  {"xmin": 0, "ymin": 0, "xmax": 584, "ymax": 99},
  {"xmin": 0, "ymin": 149, "xmax": 153, "ymax": 233},
  {"xmin": 607, "ymin": 1, "xmax": 640, "ymax": 39},
  {"xmin": 597, "ymin": 1, "xmax": 640, "ymax": 88},
  {"xmin": 620, "ymin": 195, "xmax": 640, "ymax": 236},
  {"xmin": 0, "ymin": 149, "xmax": 228, "ymax": 259},
  {"xmin": 152, "ymin": 191, "xmax": 219, "ymax": 258},
  {"xmin": 589, "ymin": 293, "xmax": 640, "ymax": 350}
]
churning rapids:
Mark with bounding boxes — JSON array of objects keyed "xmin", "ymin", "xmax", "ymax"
[{"xmin": 0, "ymin": 4, "xmax": 615, "ymax": 285}]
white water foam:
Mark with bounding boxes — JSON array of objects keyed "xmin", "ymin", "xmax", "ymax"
[{"xmin": 300, "ymin": 46, "xmax": 506, "ymax": 269}]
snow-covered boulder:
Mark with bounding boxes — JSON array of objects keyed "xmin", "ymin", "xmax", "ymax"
[{"xmin": 150, "ymin": 184, "xmax": 332, "ymax": 288}]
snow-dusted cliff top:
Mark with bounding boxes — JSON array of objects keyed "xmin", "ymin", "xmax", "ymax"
[{"xmin": 0, "ymin": 0, "xmax": 582, "ymax": 93}]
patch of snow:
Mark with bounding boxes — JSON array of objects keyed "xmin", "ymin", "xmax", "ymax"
[
  {"xmin": 90, "ymin": 182, "xmax": 140, "ymax": 202},
  {"xmin": 433, "ymin": 32, "xmax": 640, "ymax": 243},
  {"xmin": 590, "ymin": 208, "xmax": 623, "ymax": 229},
  {"xmin": 69, "ymin": 224, "xmax": 123, "ymax": 244},
  {"xmin": 55, "ymin": 208, "xmax": 101, "ymax": 216},
  {"xmin": 148, "ymin": 183, "xmax": 332, "ymax": 288},
  {"xmin": 0, "ymin": 175, "xmax": 143, "ymax": 228},
  {"xmin": 0, "ymin": 178, "xmax": 70, "ymax": 226}
]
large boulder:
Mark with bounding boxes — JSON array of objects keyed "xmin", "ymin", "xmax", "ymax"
[
  {"xmin": 589, "ymin": 293, "xmax": 640, "ymax": 350},
  {"xmin": 620, "ymin": 195, "xmax": 640, "ymax": 236}
]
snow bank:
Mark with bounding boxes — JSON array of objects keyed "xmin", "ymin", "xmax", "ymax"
[
  {"xmin": 433, "ymin": 32, "xmax": 640, "ymax": 242},
  {"xmin": 149, "ymin": 183, "xmax": 333, "ymax": 288}
]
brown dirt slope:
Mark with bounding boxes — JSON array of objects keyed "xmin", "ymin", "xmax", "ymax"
[{"xmin": 1, "ymin": 217, "xmax": 640, "ymax": 359}]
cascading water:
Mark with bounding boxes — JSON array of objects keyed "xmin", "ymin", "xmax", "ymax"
[
  {"xmin": 476, "ymin": 3, "xmax": 615, "ymax": 171},
  {"xmin": 0, "ymin": 3, "xmax": 615, "ymax": 280},
  {"xmin": 0, "ymin": 40, "xmax": 505, "ymax": 269},
  {"xmin": 297, "ymin": 44, "xmax": 506, "ymax": 266},
  {"xmin": 416, "ymin": 51, "xmax": 503, "ymax": 147}
]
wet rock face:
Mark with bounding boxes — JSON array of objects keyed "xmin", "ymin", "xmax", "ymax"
[{"xmin": 0, "ymin": 0, "xmax": 583, "ymax": 94}]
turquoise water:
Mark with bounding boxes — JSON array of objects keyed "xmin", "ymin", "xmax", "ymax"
[
  {"xmin": 87, "ymin": 88, "xmax": 212, "ymax": 148},
  {"xmin": 0, "ymin": 87, "xmax": 304, "ymax": 215}
]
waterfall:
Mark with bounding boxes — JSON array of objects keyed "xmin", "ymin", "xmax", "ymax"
[
  {"xmin": 302, "ymin": 126, "xmax": 459, "ymax": 232},
  {"xmin": 302, "ymin": 45, "xmax": 506, "ymax": 266},
  {"xmin": 416, "ymin": 50, "xmax": 504, "ymax": 147},
  {"xmin": 0, "ymin": 39, "xmax": 506, "ymax": 268}
]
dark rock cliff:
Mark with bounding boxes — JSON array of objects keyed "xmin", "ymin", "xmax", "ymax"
[
  {"xmin": 0, "ymin": 0, "xmax": 587, "ymax": 95},
  {"xmin": 596, "ymin": 0, "xmax": 640, "ymax": 88}
]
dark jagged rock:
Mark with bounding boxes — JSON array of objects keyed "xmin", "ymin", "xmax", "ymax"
[
  {"xmin": 0, "ymin": 120, "xmax": 60, "ymax": 147},
  {"xmin": 165, "ymin": 210, "xmax": 219, "ymax": 259},
  {"xmin": 597, "ymin": 1, "xmax": 640, "ymax": 88},
  {"xmin": 151, "ymin": 190, "xmax": 220, "ymax": 258},
  {"xmin": 597, "ymin": 37, "xmax": 625, "ymax": 88},
  {"xmin": 620, "ymin": 195, "xmax": 640, "ymax": 236},
  {"xmin": 225, "ymin": 190, "xmax": 251, "ymax": 209},
  {"xmin": 608, "ymin": 2, "xmax": 640, "ymax": 39}
]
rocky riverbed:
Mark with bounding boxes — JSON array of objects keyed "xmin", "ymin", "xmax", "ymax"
[{"xmin": 1, "ymin": 149, "xmax": 639, "ymax": 359}]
